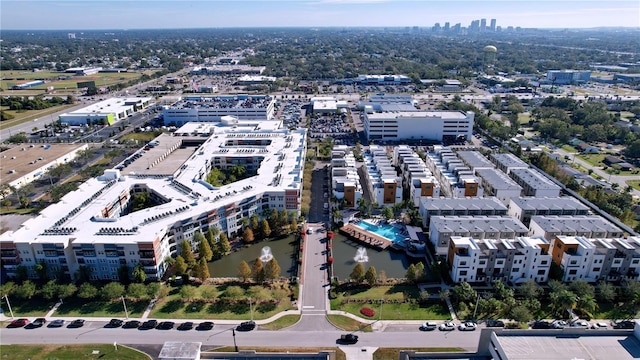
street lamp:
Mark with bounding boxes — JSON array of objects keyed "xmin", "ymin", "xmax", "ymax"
[
  {"xmin": 249, "ymin": 297, "xmax": 253, "ymax": 321},
  {"xmin": 121, "ymin": 296, "xmax": 129, "ymax": 319},
  {"xmin": 232, "ymin": 328, "xmax": 238, "ymax": 352},
  {"xmin": 3, "ymin": 295, "xmax": 15, "ymax": 319}
]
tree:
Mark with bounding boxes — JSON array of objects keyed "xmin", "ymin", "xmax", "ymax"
[
  {"xmin": 132, "ymin": 263, "xmax": 147, "ymax": 283},
  {"xmin": 197, "ymin": 232, "xmax": 213, "ymax": 261},
  {"xmin": 265, "ymin": 258, "xmax": 281, "ymax": 281},
  {"xmin": 179, "ymin": 285, "xmax": 198, "ymax": 302},
  {"xmin": 511, "ymin": 305, "xmax": 533, "ymax": 323},
  {"xmin": 41, "ymin": 280, "xmax": 59, "ymax": 300},
  {"xmin": 218, "ymin": 232, "xmax": 231, "ymax": 254},
  {"xmin": 127, "ymin": 283, "xmax": 148, "ymax": 300},
  {"xmin": 57, "ymin": 283, "xmax": 77, "ymax": 299},
  {"xmin": 195, "ymin": 257, "xmax": 211, "ymax": 281},
  {"xmin": 243, "ymin": 227, "xmax": 255, "ymax": 243},
  {"xmin": 405, "ymin": 263, "xmax": 417, "ymax": 283},
  {"xmin": 247, "ymin": 286, "xmax": 272, "ymax": 302},
  {"xmin": 146, "ymin": 282, "xmax": 161, "ymax": 299},
  {"xmin": 223, "ymin": 285, "xmax": 245, "ymax": 301},
  {"xmin": 289, "ymin": 218, "xmax": 298, "ymax": 234},
  {"xmin": 102, "ymin": 282, "xmax": 125, "ymax": 301},
  {"xmin": 576, "ymin": 294, "xmax": 599, "ymax": 317},
  {"xmin": 517, "ymin": 280, "xmax": 542, "ymax": 300},
  {"xmin": 34, "ymin": 261, "xmax": 49, "ymax": 282},
  {"xmin": 350, "ymin": 263, "xmax": 365, "ymax": 283},
  {"xmin": 493, "ymin": 280, "xmax": 514, "ymax": 300},
  {"xmin": 252, "ymin": 258, "xmax": 266, "ymax": 283},
  {"xmin": 174, "ymin": 255, "xmax": 188, "ymax": 276},
  {"xmin": 259, "ymin": 219, "xmax": 272, "ymax": 239},
  {"xmin": 238, "ymin": 260, "xmax": 252, "ymax": 282},
  {"xmin": 596, "ymin": 280, "xmax": 616, "ymax": 303},
  {"xmin": 569, "ymin": 280, "xmax": 595, "ymax": 298},
  {"xmin": 0, "ymin": 282, "xmax": 16, "ymax": 298},
  {"xmin": 77, "ymin": 283, "xmax": 98, "ymax": 299},
  {"xmin": 15, "ymin": 281, "xmax": 37, "ymax": 299},
  {"xmin": 365, "ymin": 266, "xmax": 377, "ymax": 286},
  {"xmin": 381, "ymin": 206, "xmax": 393, "ymax": 220},
  {"xmin": 451, "ymin": 282, "xmax": 477, "ymax": 305},
  {"xmin": 200, "ymin": 285, "xmax": 217, "ymax": 301},
  {"xmin": 180, "ymin": 241, "xmax": 196, "ymax": 269}
]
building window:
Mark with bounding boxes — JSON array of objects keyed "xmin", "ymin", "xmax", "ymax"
[
  {"xmin": 460, "ymin": 270, "xmax": 467, "ymax": 276},
  {"xmin": 569, "ymin": 269, "xmax": 577, "ymax": 275},
  {"xmin": 537, "ymin": 269, "xmax": 545, "ymax": 275}
]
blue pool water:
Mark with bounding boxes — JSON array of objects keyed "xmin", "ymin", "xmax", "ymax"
[{"xmin": 355, "ymin": 220, "xmax": 407, "ymax": 243}]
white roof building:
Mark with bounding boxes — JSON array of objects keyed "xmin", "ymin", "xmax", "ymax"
[{"xmin": 59, "ymin": 97, "xmax": 153, "ymax": 125}]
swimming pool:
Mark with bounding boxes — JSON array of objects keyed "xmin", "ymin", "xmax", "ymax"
[{"xmin": 355, "ymin": 220, "xmax": 407, "ymax": 243}]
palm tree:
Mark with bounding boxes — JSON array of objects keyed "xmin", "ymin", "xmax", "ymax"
[{"xmin": 576, "ymin": 294, "xmax": 598, "ymax": 317}]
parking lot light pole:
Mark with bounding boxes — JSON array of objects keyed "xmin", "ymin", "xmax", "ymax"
[
  {"xmin": 4, "ymin": 295, "xmax": 14, "ymax": 318},
  {"xmin": 249, "ymin": 297, "xmax": 253, "ymax": 321},
  {"xmin": 232, "ymin": 329, "xmax": 238, "ymax": 352},
  {"xmin": 121, "ymin": 296, "xmax": 129, "ymax": 319}
]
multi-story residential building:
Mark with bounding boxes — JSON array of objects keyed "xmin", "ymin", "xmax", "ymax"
[
  {"xmin": 508, "ymin": 197, "xmax": 590, "ymax": 226},
  {"xmin": 425, "ymin": 146, "xmax": 482, "ymax": 198},
  {"xmin": 393, "ymin": 145, "xmax": 439, "ymax": 207},
  {"xmin": 457, "ymin": 150, "xmax": 495, "ymax": 171},
  {"xmin": 0, "ymin": 120, "xmax": 306, "ymax": 282},
  {"xmin": 429, "ymin": 216, "xmax": 529, "ymax": 256},
  {"xmin": 508, "ymin": 168, "xmax": 562, "ymax": 197},
  {"xmin": 331, "ymin": 145, "xmax": 363, "ymax": 209},
  {"xmin": 363, "ymin": 145, "xmax": 402, "ymax": 206},
  {"xmin": 475, "ymin": 168, "xmax": 523, "ymax": 205},
  {"xmin": 530, "ymin": 215, "xmax": 624, "ymax": 241},
  {"xmin": 489, "ymin": 153, "xmax": 528, "ymax": 175},
  {"xmin": 163, "ymin": 95, "xmax": 276, "ymax": 126},
  {"xmin": 418, "ymin": 197, "xmax": 508, "ymax": 229},
  {"xmin": 448, "ymin": 236, "xmax": 551, "ymax": 284},
  {"xmin": 364, "ymin": 111, "xmax": 474, "ymax": 142}
]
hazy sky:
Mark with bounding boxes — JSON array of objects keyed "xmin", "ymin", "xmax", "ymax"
[{"xmin": 2, "ymin": 0, "xmax": 639, "ymax": 30}]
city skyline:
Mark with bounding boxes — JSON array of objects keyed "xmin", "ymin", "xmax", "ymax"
[{"xmin": 1, "ymin": 0, "xmax": 639, "ymax": 31}]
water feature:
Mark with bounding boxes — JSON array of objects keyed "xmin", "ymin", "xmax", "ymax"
[
  {"xmin": 353, "ymin": 247, "xmax": 369, "ymax": 263},
  {"xmin": 259, "ymin": 246, "xmax": 274, "ymax": 262},
  {"xmin": 208, "ymin": 235, "xmax": 298, "ymax": 278}
]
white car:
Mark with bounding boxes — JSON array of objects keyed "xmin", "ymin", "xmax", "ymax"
[
  {"xmin": 552, "ymin": 320, "xmax": 568, "ymax": 329},
  {"xmin": 571, "ymin": 320, "xmax": 589, "ymax": 327},
  {"xmin": 439, "ymin": 321, "xmax": 456, "ymax": 331},
  {"xmin": 420, "ymin": 321, "xmax": 437, "ymax": 331},
  {"xmin": 591, "ymin": 322, "xmax": 608, "ymax": 329},
  {"xmin": 458, "ymin": 322, "xmax": 477, "ymax": 331}
]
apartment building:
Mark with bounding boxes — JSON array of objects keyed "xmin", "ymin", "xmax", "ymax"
[
  {"xmin": 393, "ymin": 145, "xmax": 439, "ymax": 207},
  {"xmin": 475, "ymin": 168, "xmax": 523, "ymax": 205},
  {"xmin": 448, "ymin": 236, "xmax": 551, "ymax": 284},
  {"xmin": 429, "ymin": 216, "xmax": 529, "ymax": 256},
  {"xmin": 489, "ymin": 153, "xmax": 528, "ymax": 175},
  {"xmin": 508, "ymin": 168, "xmax": 562, "ymax": 197},
  {"xmin": 362, "ymin": 145, "xmax": 402, "ymax": 206},
  {"xmin": 457, "ymin": 150, "xmax": 495, "ymax": 171},
  {"xmin": 425, "ymin": 146, "xmax": 482, "ymax": 198},
  {"xmin": 331, "ymin": 145, "xmax": 363, "ymax": 209},
  {"xmin": 418, "ymin": 197, "xmax": 508, "ymax": 229},
  {"xmin": 530, "ymin": 215, "xmax": 624, "ymax": 241},
  {"xmin": 509, "ymin": 197, "xmax": 590, "ymax": 226}
]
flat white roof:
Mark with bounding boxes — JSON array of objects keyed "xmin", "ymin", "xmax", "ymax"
[
  {"xmin": 367, "ymin": 110, "xmax": 470, "ymax": 119},
  {"xmin": 63, "ymin": 97, "xmax": 153, "ymax": 116}
]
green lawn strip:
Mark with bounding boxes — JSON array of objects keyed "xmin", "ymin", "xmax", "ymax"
[
  {"xmin": 0, "ymin": 104, "xmax": 77, "ymax": 130},
  {"xmin": 326, "ymin": 314, "xmax": 372, "ymax": 332},
  {"xmin": 561, "ymin": 144, "xmax": 577, "ymax": 153},
  {"xmin": 119, "ymin": 131, "xmax": 163, "ymax": 143},
  {"xmin": 626, "ymin": 180, "xmax": 640, "ymax": 191},
  {"xmin": 259, "ymin": 314, "xmax": 301, "ymax": 330},
  {"xmin": 54, "ymin": 297, "xmax": 147, "ymax": 318},
  {"xmin": 0, "ymin": 344, "xmax": 149, "ymax": 360},
  {"xmin": 517, "ymin": 113, "xmax": 531, "ymax": 125},
  {"xmin": 150, "ymin": 297, "xmax": 293, "ymax": 320},
  {"xmin": 373, "ymin": 347, "xmax": 466, "ymax": 360},
  {"xmin": 208, "ymin": 346, "xmax": 346, "ymax": 360},
  {"xmin": 576, "ymin": 154, "xmax": 606, "ymax": 167},
  {"xmin": 332, "ymin": 301, "xmax": 450, "ymax": 320},
  {"xmin": 1, "ymin": 298, "xmax": 56, "ymax": 317},
  {"xmin": 0, "ymin": 207, "xmax": 40, "ymax": 215}
]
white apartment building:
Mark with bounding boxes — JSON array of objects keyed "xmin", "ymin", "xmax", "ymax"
[
  {"xmin": 424, "ymin": 146, "xmax": 482, "ymax": 198},
  {"xmin": 363, "ymin": 145, "xmax": 402, "ymax": 206},
  {"xmin": 508, "ymin": 168, "xmax": 562, "ymax": 198},
  {"xmin": 508, "ymin": 197, "xmax": 590, "ymax": 226},
  {"xmin": 429, "ymin": 216, "xmax": 529, "ymax": 256},
  {"xmin": 419, "ymin": 197, "xmax": 508, "ymax": 229},
  {"xmin": 475, "ymin": 168, "xmax": 523, "ymax": 205},
  {"xmin": 331, "ymin": 145, "xmax": 363, "ymax": 209},
  {"xmin": 364, "ymin": 111, "xmax": 474, "ymax": 142},
  {"xmin": 448, "ymin": 236, "xmax": 552, "ymax": 284},
  {"xmin": 0, "ymin": 120, "xmax": 306, "ymax": 282},
  {"xmin": 393, "ymin": 145, "xmax": 439, "ymax": 207},
  {"xmin": 529, "ymin": 215, "xmax": 624, "ymax": 241},
  {"xmin": 489, "ymin": 153, "xmax": 528, "ymax": 175},
  {"xmin": 457, "ymin": 150, "xmax": 495, "ymax": 171}
]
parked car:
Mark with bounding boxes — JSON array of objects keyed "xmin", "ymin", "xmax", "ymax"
[
  {"xmin": 106, "ymin": 319, "xmax": 123, "ymax": 328},
  {"xmin": 531, "ymin": 321, "xmax": 551, "ymax": 329},
  {"xmin": 177, "ymin": 322, "xmax": 194, "ymax": 331},
  {"xmin": 196, "ymin": 321, "xmax": 214, "ymax": 331},
  {"xmin": 613, "ymin": 321, "xmax": 635, "ymax": 329},
  {"xmin": 140, "ymin": 320, "xmax": 158, "ymax": 330},
  {"xmin": 591, "ymin": 322, "xmax": 608, "ymax": 329},
  {"xmin": 48, "ymin": 319, "xmax": 65, "ymax": 328},
  {"xmin": 68, "ymin": 319, "xmax": 85, "ymax": 328},
  {"xmin": 552, "ymin": 320, "xmax": 568, "ymax": 329},
  {"xmin": 237, "ymin": 320, "xmax": 256, "ymax": 331},
  {"xmin": 28, "ymin": 318, "xmax": 46, "ymax": 328},
  {"xmin": 339, "ymin": 334, "xmax": 358, "ymax": 344},
  {"xmin": 458, "ymin": 322, "xmax": 477, "ymax": 331},
  {"xmin": 439, "ymin": 321, "xmax": 456, "ymax": 331},
  {"xmin": 123, "ymin": 320, "xmax": 141, "ymax": 329},
  {"xmin": 571, "ymin": 320, "xmax": 589, "ymax": 328},
  {"xmin": 157, "ymin": 321, "xmax": 175, "ymax": 330},
  {"xmin": 7, "ymin": 318, "xmax": 29, "ymax": 328},
  {"xmin": 420, "ymin": 321, "xmax": 437, "ymax": 331},
  {"xmin": 486, "ymin": 320, "xmax": 505, "ymax": 328}
]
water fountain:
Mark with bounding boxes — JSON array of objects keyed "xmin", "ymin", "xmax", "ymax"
[
  {"xmin": 259, "ymin": 246, "xmax": 274, "ymax": 262},
  {"xmin": 353, "ymin": 246, "xmax": 369, "ymax": 263}
]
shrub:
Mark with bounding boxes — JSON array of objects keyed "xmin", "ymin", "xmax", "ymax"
[{"xmin": 360, "ymin": 307, "xmax": 375, "ymax": 317}]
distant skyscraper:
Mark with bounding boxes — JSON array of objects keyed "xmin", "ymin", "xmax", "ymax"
[
  {"xmin": 67, "ymin": 33, "xmax": 76, "ymax": 39},
  {"xmin": 490, "ymin": 19, "xmax": 496, "ymax": 32},
  {"xmin": 480, "ymin": 18, "xmax": 487, "ymax": 31},
  {"xmin": 453, "ymin": 23, "xmax": 461, "ymax": 33},
  {"xmin": 444, "ymin": 22, "xmax": 450, "ymax": 31},
  {"xmin": 470, "ymin": 20, "xmax": 480, "ymax": 32},
  {"xmin": 433, "ymin": 23, "xmax": 441, "ymax": 32}
]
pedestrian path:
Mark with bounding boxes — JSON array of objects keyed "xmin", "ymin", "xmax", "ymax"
[
  {"xmin": 339, "ymin": 347, "xmax": 377, "ymax": 360},
  {"xmin": 45, "ymin": 299, "xmax": 63, "ymax": 318}
]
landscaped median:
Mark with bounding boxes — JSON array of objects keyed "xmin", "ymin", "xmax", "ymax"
[{"xmin": 0, "ymin": 344, "xmax": 150, "ymax": 360}]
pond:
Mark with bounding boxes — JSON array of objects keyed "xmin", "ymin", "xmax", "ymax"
[{"xmin": 208, "ymin": 235, "xmax": 299, "ymax": 278}]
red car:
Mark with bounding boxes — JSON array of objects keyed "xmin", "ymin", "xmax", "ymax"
[{"xmin": 7, "ymin": 318, "xmax": 29, "ymax": 328}]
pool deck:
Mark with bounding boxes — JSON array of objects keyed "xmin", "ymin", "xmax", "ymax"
[{"xmin": 339, "ymin": 223, "xmax": 393, "ymax": 250}]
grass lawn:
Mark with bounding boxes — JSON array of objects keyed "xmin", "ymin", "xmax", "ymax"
[
  {"xmin": 373, "ymin": 347, "xmax": 465, "ymax": 360},
  {"xmin": 577, "ymin": 153, "xmax": 606, "ymax": 167},
  {"xmin": 561, "ymin": 144, "xmax": 577, "ymax": 153},
  {"xmin": 1, "ymin": 298, "xmax": 56, "ymax": 317},
  {"xmin": 119, "ymin": 131, "xmax": 163, "ymax": 143},
  {"xmin": 0, "ymin": 344, "xmax": 149, "ymax": 360},
  {"xmin": 259, "ymin": 314, "xmax": 301, "ymax": 330},
  {"xmin": 209, "ymin": 346, "xmax": 346, "ymax": 360},
  {"xmin": 330, "ymin": 285, "xmax": 451, "ymax": 320},
  {"xmin": 54, "ymin": 297, "xmax": 147, "ymax": 318},
  {"xmin": 0, "ymin": 104, "xmax": 76, "ymax": 130},
  {"xmin": 626, "ymin": 180, "xmax": 640, "ymax": 191},
  {"xmin": 326, "ymin": 314, "xmax": 372, "ymax": 332},
  {"xmin": 0, "ymin": 207, "xmax": 40, "ymax": 215},
  {"xmin": 517, "ymin": 113, "xmax": 531, "ymax": 125}
]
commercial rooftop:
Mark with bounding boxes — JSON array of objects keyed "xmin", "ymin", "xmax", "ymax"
[
  {"xmin": 0, "ymin": 143, "xmax": 86, "ymax": 185},
  {"xmin": 172, "ymin": 95, "xmax": 273, "ymax": 110},
  {"xmin": 366, "ymin": 110, "xmax": 470, "ymax": 119}
]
